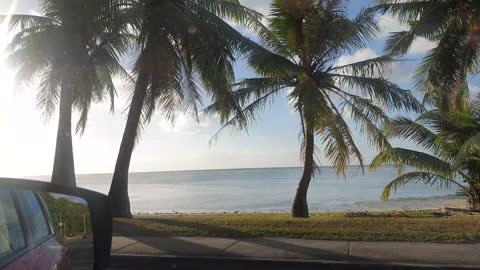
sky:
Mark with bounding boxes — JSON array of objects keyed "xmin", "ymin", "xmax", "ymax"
[{"xmin": 0, "ymin": 0, "xmax": 475, "ymax": 177}]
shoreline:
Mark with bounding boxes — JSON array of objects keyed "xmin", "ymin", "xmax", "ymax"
[
  {"xmin": 130, "ymin": 195, "xmax": 469, "ymax": 215},
  {"xmin": 131, "ymin": 207, "xmax": 472, "ymax": 216},
  {"xmin": 131, "ymin": 209, "xmax": 450, "ymax": 216}
]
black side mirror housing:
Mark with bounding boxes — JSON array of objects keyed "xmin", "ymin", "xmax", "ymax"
[{"xmin": 0, "ymin": 178, "xmax": 112, "ymax": 270}]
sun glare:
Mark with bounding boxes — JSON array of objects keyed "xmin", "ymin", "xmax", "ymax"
[
  {"xmin": 0, "ymin": 0, "xmax": 21, "ymax": 176},
  {"xmin": 0, "ymin": 0, "xmax": 17, "ymax": 82},
  {"xmin": 0, "ymin": 37, "xmax": 15, "ymax": 127},
  {"xmin": 0, "ymin": 0, "xmax": 18, "ymax": 112}
]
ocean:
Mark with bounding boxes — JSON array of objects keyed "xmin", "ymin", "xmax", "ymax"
[{"xmin": 31, "ymin": 166, "xmax": 467, "ymax": 214}]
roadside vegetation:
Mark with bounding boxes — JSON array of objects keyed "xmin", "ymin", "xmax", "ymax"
[
  {"xmin": 113, "ymin": 211, "xmax": 480, "ymax": 242},
  {"xmin": 40, "ymin": 193, "xmax": 92, "ymax": 239}
]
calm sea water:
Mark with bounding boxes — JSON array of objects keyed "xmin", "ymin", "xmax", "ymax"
[{"xmin": 31, "ymin": 166, "xmax": 467, "ymax": 213}]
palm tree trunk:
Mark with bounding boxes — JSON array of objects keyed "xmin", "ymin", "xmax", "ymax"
[
  {"xmin": 470, "ymin": 185, "xmax": 480, "ymax": 210},
  {"xmin": 51, "ymin": 83, "xmax": 76, "ymax": 187},
  {"xmin": 109, "ymin": 73, "xmax": 148, "ymax": 218},
  {"xmin": 291, "ymin": 125, "xmax": 315, "ymax": 218}
]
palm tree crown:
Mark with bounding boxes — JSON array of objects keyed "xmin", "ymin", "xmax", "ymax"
[
  {"xmin": 124, "ymin": 0, "xmax": 263, "ymax": 125},
  {"xmin": 108, "ymin": 0, "xmax": 264, "ymax": 217},
  {"xmin": 205, "ymin": 0, "xmax": 423, "ymax": 218},
  {"xmin": 7, "ymin": 0, "xmax": 130, "ymax": 127},
  {"xmin": 371, "ymin": 0, "xmax": 480, "ymax": 112},
  {"xmin": 370, "ymin": 94, "xmax": 480, "ymax": 207},
  {"xmin": 4, "ymin": 0, "xmax": 131, "ymax": 186}
]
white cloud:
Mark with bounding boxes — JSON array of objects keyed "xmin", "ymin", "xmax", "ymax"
[
  {"xmin": 30, "ymin": 10, "xmax": 41, "ymax": 16},
  {"xmin": 333, "ymin": 32, "xmax": 430, "ymax": 85},
  {"xmin": 409, "ymin": 38, "xmax": 437, "ymax": 55},
  {"xmin": 336, "ymin": 48, "xmax": 379, "ymax": 67},
  {"xmin": 389, "ymin": 61, "xmax": 416, "ymax": 84},
  {"xmin": 157, "ymin": 111, "xmax": 211, "ymax": 135},
  {"xmin": 377, "ymin": 14, "xmax": 409, "ymax": 38},
  {"xmin": 227, "ymin": 0, "xmax": 270, "ymax": 36},
  {"xmin": 471, "ymin": 85, "xmax": 480, "ymax": 97},
  {"xmin": 377, "ymin": 14, "xmax": 437, "ymax": 55},
  {"xmin": 239, "ymin": 0, "xmax": 270, "ymax": 16}
]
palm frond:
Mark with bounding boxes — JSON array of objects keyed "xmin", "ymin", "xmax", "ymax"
[
  {"xmin": 384, "ymin": 31, "xmax": 416, "ymax": 55},
  {"xmin": 331, "ymin": 55, "xmax": 395, "ymax": 78},
  {"xmin": 341, "ymin": 8, "xmax": 381, "ymax": 52},
  {"xmin": 329, "ymin": 93, "xmax": 366, "ymax": 167},
  {"xmin": 381, "ymin": 171, "xmax": 469, "ymax": 201},
  {"xmin": 369, "ymin": 147, "xmax": 454, "ymax": 177},
  {"xmin": 1, "ymin": 14, "xmax": 57, "ymax": 31},
  {"xmin": 209, "ymin": 85, "xmax": 286, "ymax": 145},
  {"xmin": 413, "ymin": 29, "xmax": 471, "ymax": 106},
  {"xmin": 372, "ymin": 1, "xmax": 444, "ymax": 24},
  {"xmin": 340, "ymin": 95, "xmax": 391, "ymax": 150},
  {"xmin": 332, "ymin": 74, "xmax": 423, "ymax": 112},
  {"xmin": 321, "ymin": 96, "xmax": 365, "ymax": 175},
  {"xmin": 372, "ymin": 0, "xmax": 479, "ymax": 113},
  {"xmin": 194, "ymin": 0, "xmax": 263, "ymax": 26},
  {"xmin": 247, "ymin": 44, "xmax": 302, "ymax": 78},
  {"xmin": 36, "ymin": 67, "xmax": 60, "ymax": 119},
  {"xmin": 455, "ymin": 132, "xmax": 480, "ymax": 164},
  {"xmin": 385, "ymin": 116, "xmax": 447, "ymax": 157}
]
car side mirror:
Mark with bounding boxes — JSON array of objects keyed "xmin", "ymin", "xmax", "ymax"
[{"xmin": 0, "ymin": 178, "xmax": 112, "ymax": 270}]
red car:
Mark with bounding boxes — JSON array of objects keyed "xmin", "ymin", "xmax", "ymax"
[{"xmin": 0, "ymin": 190, "xmax": 72, "ymax": 270}]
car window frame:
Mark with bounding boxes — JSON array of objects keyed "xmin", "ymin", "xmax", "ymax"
[
  {"xmin": 0, "ymin": 179, "xmax": 113, "ymax": 270},
  {"xmin": 0, "ymin": 190, "xmax": 30, "ymax": 269},
  {"xmin": 1, "ymin": 191, "xmax": 62, "ymax": 269},
  {"xmin": 14, "ymin": 190, "xmax": 55, "ymax": 247},
  {"xmin": 34, "ymin": 192, "xmax": 55, "ymax": 237}
]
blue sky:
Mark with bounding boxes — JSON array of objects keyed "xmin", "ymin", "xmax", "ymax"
[{"xmin": 0, "ymin": 0, "xmax": 476, "ymax": 176}]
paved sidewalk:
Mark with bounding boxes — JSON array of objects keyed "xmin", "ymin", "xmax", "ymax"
[{"xmin": 111, "ymin": 236, "xmax": 480, "ymax": 267}]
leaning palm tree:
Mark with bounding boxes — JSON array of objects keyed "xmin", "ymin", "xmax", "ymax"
[
  {"xmin": 370, "ymin": 93, "xmax": 480, "ymax": 209},
  {"xmin": 3, "ymin": 0, "xmax": 131, "ymax": 187},
  {"xmin": 108, "ymin": 0, "xmax": 263, "ymax": 218},
  {"xmin": 371, "ymin": 0, "xmax": 480, "ymax": 112},
  {"xmin": 204, "ymin": 0, "xmax": 423, "ymax": 218}
]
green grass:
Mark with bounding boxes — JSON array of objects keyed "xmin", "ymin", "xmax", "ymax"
[{"xmin": 113, "ymin": 211, "xmax": 480, "ymax": 243}]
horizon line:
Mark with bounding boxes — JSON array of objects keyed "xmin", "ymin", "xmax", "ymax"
[{"xmin": 24, "ymin": 164, "xmax": 394, "ymax": 178}]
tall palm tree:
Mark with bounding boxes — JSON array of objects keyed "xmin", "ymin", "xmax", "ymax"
[
  {"xmin": 108, "ymin": 0, "xmax": 263, "ymax": 218},
  {"xmin": 370, "ymin": 93, "xmax": 480, "ymax": 209},
  {"xmin": 3, "ymin": 0, "xmax": 131, "ymax": 187},
  {"xmin": 371, "ymin": 0, "xmax": 480, "ymax": 112},
  {"xmin": 205, "ymin": 0, "xmax": 423, "ymax": 218}
]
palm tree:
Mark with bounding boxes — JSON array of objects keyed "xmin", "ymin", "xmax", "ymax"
[
  {"xmin": 371, "ymin": 0, "xmax": 480, "ymax": 112},
  {"xmin": 204, "ymin": 0, "xmax": 423, "ymax": 218},
  {"xmin": 3, "ymin": 0, "xmax": 131, "ymax": 187},
  {"xmin": 370, "ymin": 93, "xmax": 480, "ymax": 209},
  {"xmin": 108, "ymin": 0, "xmax": 263, "ymax": 218}
]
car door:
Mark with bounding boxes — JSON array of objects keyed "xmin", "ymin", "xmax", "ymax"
[
  {"xmin": 13, "ymin": 190, "xmax": 67, "ymax": 270},
  {"xmin": 0, "ymin": 190, "xmax": 29, "ymax": 270},
  {"xmin": 0, "ymin": 190, "xmax": 68, "ymax": 270}
]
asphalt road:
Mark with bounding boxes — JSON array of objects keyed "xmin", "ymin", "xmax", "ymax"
[
  {"xmin": 107, "ymin": 255, "xmax": 480, "ymax": 270},
  {"xmin": 106, "ymin": 236, "xmax": 480, "ymax": 270},
  {"xmin": 64, "ymin": 237, "xmax": 94, "ymax": 270},
  {"xmin": 61, "ymin": 236, "xmax": 480, "ymax": 269}
]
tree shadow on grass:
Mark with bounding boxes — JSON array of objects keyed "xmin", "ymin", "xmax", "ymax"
[{"xmin": 112, "ymin": 218, "xmax": 374, "ymax": 262}]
